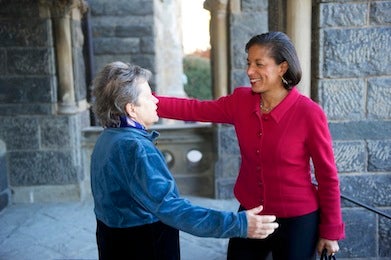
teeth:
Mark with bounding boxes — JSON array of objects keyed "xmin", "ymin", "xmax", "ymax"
[{"xmin": 250, "ymin": 79, "xmax": 260, "ymax": 83}]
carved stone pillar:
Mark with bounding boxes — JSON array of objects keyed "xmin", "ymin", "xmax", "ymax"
[
  {"xmin": 155, "ymin": 0, "xmax": 187, "ymax": 98},
  {"xmin": 286, "ymin": 0, "xmax": 311, "ymax": 97},
  {"xmin": 204, "ymin": 0, "xmax": 228, "ymax": 98},
  {"xmin": 40, "ymin": 0, "xmax": 87, "ymax": 114}
]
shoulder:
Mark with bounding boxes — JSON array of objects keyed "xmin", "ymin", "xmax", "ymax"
[
  {"xmin": 296, "ymin": 95, "xmax": 328, "ymax": 122},
  {"xmin": 297, "ymin": 94, "xmax": 324, "ymax": 112},
  {"xmin": 111, "ymin": 130, "xmax": 154, "ymax": 156}
]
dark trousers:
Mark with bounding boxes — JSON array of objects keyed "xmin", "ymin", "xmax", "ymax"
[
  {"xmin": 227, "ymin": 207, "xmax": 319, "ymax": 260},
  {"xmin": 96, "ymin": 219, "xmax": 180, "ymax": 260}
]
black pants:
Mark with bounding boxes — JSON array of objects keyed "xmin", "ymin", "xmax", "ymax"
[
  {"xmin": 227, "ymin": 207, "xmax": 319, "ymax": 260},
  {"xmin": 96, "ymin": 219, "xmax": 180, "ymax": 260}
]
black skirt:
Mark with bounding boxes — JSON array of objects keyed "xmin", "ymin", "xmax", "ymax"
[{"xmin": 96, "ymin": 219, "xmax": 180, "ymax": 260}]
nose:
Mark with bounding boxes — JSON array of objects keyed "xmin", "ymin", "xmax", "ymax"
[
  {"xmin": 247, "ymin": 65, "xmax": 254, "ymax": 77},
  {"xmin": 247, "ymin": 62, "xmax": 257, "ymax": 74},
  {"xmin": 153, "ymin": 95, "xmax": 159, "ymax": 104}
]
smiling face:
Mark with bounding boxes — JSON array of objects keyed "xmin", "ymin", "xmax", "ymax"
[
  {"xmin": 246, "ymin": 45, "xmax": 288, "ymax": 94},
  {"xmin": 126, "ymin": 80, "xmax": 159, "ymax": 129}
]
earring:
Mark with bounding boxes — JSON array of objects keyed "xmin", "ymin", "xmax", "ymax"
[{"xmin": 281, "ymin": 76, "xmax": 288, "ymax": 85}]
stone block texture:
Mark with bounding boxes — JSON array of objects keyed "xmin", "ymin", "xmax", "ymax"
[
  {"xmin": 88, "ymin": 0, "xmax": 155, "ymax": 75},
  {"xmin": 316, "ymin": 0, "xmax": 391, "ymax": 258},
  {"xmin": 0, "ymin": 140, "xmax": 10, "ymax": 212},
  {"xmin": 0, "ymin": 0, "xmax": 90, "ymax": 203}
]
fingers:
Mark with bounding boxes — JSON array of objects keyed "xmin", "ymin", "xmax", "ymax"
[
  {"xmin": 245, "ymin": 210, "xmax": 279, "ymax": 239},
  {"xmin": 246, "ymin": 205, "xmax": 276, "ymax": 223},
  {"xmin": 256, "ymin": 222, "xmax": 279, "ymax": 239},
  {"xmin": 247, "ymin": 205, "xmax": 263, "ymax": 215},
  {"xmin": 317, "ymin": 239, "xmax": 339, "ymax": 256},
  {"xmin": 254, "ymin": 226, "xmax": 278, "ymax": 239},
  {"xmin": 328, "ymin": 247, "xmax": 339, "ymax": 256},
  {"xmin": 260, "ymin": 215, "xmax": 277, "ymax": 223}
]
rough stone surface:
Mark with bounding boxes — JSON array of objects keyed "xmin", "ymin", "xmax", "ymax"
[
  {"xmin": 89, "ymin": 0, "xmax": 153, "ymax": 16},
  {"xmin": 379, "ymin": 209, "xmax": 391, "ymax": 257},
  {"xmin": 319, "ymin": 79, "xmax": 365, "ymax": 120},
  {"xmin": 0, "ymin": 103, "xmax": 55, "ymax": 116},
  {"xmin": 370, "ymin": 1, "xmax": 391, "ymax": 25},
  {"xmin": 0, "ymin": 19, "xmax": 52, "ymax": 47},
  {"xmin": 320, "ymin": 3, "xmax": 367, "ymax": 27},
  {"xmin": 339, "ymin": 208, "xmax": 377, "ymax": 258},
  {"xmin": 0, "ymin": 77, "xmax": 54, "ymax": 104},
  {"xmin": 367, "ymin": 140, "xmax": 391, "ymax": 171},
  {"xmin": 321, "ymin": 28, "xmax": 391, "ymax": 77},
  {"xmin": 40, "ymin": 117, "xmax": 74, "ymax": 149},
  {"xmin": 8, "ymin": 150, "xmax": 78, "ymax": 186},
  {"xmin": 329, "ymin": 121, "xmax": 391, "ymax": 140},
  {"xmin": 7, "ymin": 49, "xmax": 54, "ymax": 75},
  {"xmin": 367, "ymin": 77, "xmax": 391, "ymax": 119},
  {"xmin": 215, "ymin": 125, "xmax": 240, "ymax": 178},
  {"xmin": 0, "ymin": 149, "xmax": 7, "ymax": 192},
  {"xmin": 333, "ymin": 141, "xmax": 366, "ymax": 173},
  {"xmin": 0, "ymin": 117, "xmax": 40, "ymax": 150},
  {"xmin": 0, "ymin": 141, "xmax": 8, "ymax": 210},
  {"xmin": 93, "ymin": 37, "xmax": 140, "ymax": 54},
  {"xmin": 0, "ymin": 50, "xmax": 6, "ymax": 74},
  {"xmin": 340, "ymin": 174, "xmax": 391, "ymax": 207}
]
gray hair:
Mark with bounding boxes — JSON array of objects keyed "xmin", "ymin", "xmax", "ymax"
[{"xmin": 91, "ymin": 61, "xmax": 152, "ymax": 127}]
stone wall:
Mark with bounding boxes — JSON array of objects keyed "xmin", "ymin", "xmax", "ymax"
[
  {"xmin": 314, "ymin": 1, "xmax": 391, "ymax": 258},
  {"xmin": 0, "ymin": 0, "xmax": 90, "ymax": 202},
  {"xmin": 88, "ymin": 0, "xmax": 156, "ymax": 80},
  {"xmin": 88, "ymin": 0, "xmax": 185, "ymax": 96},
  {"xmin": 0, "ymin": 140, "xmax": 10, "ymax": 212}
]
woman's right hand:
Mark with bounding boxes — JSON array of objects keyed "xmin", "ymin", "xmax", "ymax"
[{"xmin": 245, "ymin": 205, "xmax": 279, "ymax": 239}]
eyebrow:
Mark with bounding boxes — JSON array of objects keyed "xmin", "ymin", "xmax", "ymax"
[{"xmin": 247, "ymin": 58, "xmax": 264, "ymax": 62}]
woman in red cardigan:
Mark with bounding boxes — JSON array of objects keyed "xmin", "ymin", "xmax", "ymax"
[{"xmin": 157, "ymin": 31, "xmax": 344, "ymax": 259}]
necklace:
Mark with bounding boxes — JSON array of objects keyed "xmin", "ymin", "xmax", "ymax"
[{"xmin": 260, "ymin": 100, "xmax": 272, "ymax": 112}]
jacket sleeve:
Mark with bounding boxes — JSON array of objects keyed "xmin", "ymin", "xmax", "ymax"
[
  {"xmin": 122, "ymin": 140, "xmax": 248, "ymax": 238},
  {"xmin": 306, "ymin": 104, "xmax": 345, "ymax": 240}
]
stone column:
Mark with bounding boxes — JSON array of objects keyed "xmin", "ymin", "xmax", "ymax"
[
  {"xmin": 155, "ymin": 0, "xmax": 187, "ymax": 98},
  {"xmin": 204, "ymin": 0, "xmax": 228, "ymax": 98},
  {"xmin": 41, "ymin": 0, "xmax": 87, "ymax": 114},
  {"xmin": 286, "ymin": 0, "xmax": 311, "ymax": 97}
]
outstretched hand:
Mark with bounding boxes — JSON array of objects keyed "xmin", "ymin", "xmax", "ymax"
[{"xmin": 245, "ymin": 205, "xmax": 279, "ymax": 239}]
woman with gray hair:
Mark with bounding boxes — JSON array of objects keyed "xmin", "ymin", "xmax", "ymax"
[{"xmin": 90, "ymin": 61, "xmax": 278, "ymax": 260}]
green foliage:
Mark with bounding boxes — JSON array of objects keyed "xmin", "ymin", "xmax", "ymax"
[{"xmin": 183, "ymin": 55, "xmax": 212, "ymax": 100}]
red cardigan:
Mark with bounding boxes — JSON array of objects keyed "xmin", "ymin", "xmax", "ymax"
[{"xmin": 157, "ymin": 87, "xmax": 345, "ymax": 240}]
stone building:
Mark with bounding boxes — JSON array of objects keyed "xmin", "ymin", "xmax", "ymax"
[{"xmin": 0, "ymin": 0, "xmax": 390, "ymax": 258}]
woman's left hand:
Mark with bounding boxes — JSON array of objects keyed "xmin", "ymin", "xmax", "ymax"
[{"xmin": 317, "ymin": 238, "xmax": 339, "ymax": 256}]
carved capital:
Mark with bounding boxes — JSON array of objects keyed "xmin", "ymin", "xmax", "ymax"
[
  {"xmin": 203, "ymin": 0, "xmax": 228, "ymax": 13},
  {"xmin": 39, "ymin": 0, "xmax": 88, "ymax": 18}
]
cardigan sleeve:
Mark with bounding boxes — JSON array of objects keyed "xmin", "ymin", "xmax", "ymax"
[
  {"xmin": 156, "ymin": 92, "xmax": 238, "ymax": 124},
  {"xmin": 306, "ymin": 104, "xmax": 345, "ymax": 240}
]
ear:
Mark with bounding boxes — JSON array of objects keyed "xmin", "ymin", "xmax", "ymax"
[
  {"xmin": 125, "ymin": 103, "xmax": 137, "ymax": 118},
  {"xmin": 279, "ymin": 61, "xmax": 289, "ymax": 76}
]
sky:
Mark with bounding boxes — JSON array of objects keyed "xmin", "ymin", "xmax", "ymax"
[{"xmin": 181, "ymin": 0, "xmax": 211, "ymax": 54}]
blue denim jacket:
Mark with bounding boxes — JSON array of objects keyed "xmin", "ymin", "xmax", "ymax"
[{"xmin": 91, "ymin": 127, "xmax": 247, "ymax": 238}]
